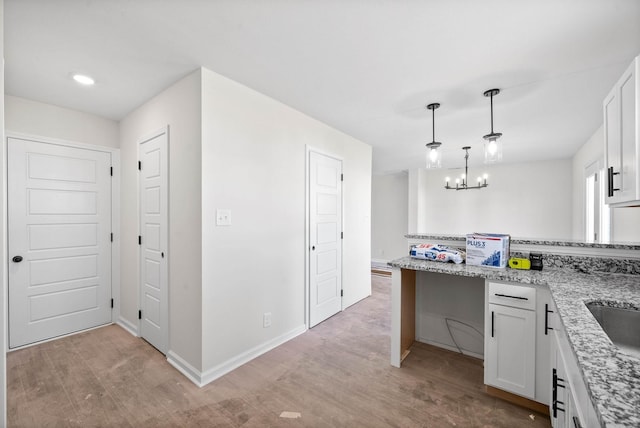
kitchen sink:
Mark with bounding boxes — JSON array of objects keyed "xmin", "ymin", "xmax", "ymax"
[{"xmin": 586, "ymin": 302, "xmax": 640, "ymax": 360}]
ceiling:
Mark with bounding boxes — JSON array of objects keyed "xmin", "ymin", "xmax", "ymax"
[{"xmin": 5, "ymin": 0, "xmax": 640, "ymax": 173}]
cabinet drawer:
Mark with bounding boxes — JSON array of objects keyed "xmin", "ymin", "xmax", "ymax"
[{"xmin": 488, "ymin": 282, "xmax": 536, "ymax": 310}]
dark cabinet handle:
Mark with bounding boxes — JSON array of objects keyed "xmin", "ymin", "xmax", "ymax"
[
  {"xmin": 491, "ymin": 311, "xmax": 494, "ymax": 338},
  {"xmin": 12, "ymin": 256, "xmax": 23, "ymax": 263},
  {"xmin": 545, "ymin": 303, "xmax": 554, "ymax": 335},
  {"xmin": 608, "ymin": 166, "xmax": 620, "ymax": 197},
  {"xmin": 494, "ymin": 293, "xmax": 528, "ymax": 301},
  {"xmin": 552, "ymin": 368, "xmax": 565, "ymax": 418}
]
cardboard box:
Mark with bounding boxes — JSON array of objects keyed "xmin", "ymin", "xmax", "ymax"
[{"xmin": 465, "ymin": 233, "xmax": 510, "ymax": 268}]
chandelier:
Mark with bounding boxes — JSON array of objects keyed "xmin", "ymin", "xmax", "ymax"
[{"xmin": 445, "ymin": 146, "xmax": 488, "ymax": 190}]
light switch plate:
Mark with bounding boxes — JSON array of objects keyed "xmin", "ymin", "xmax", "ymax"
[{"xmin": 216, "ymin": 209, "xmax": 231, "ymax": 226}]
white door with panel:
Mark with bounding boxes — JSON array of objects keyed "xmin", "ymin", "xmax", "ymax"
[
  {"xmin": 485, "ymin": 282, "xmax": 537, "ymax": 400},
  {"xmin": 309, "ymin": 151, "xmax": 342, "ymax": 328},
  {"xmin": 8, "ymin": 138, "xmax": 112, "ymax": 348},
  {"xmin": 139, "ymin": 129, "xmax": 169, "ymax": 354}
]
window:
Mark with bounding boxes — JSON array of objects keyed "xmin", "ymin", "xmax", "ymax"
[{"xmin": 585, "ymin": 160, "xmax": 611, "ymax": 242}]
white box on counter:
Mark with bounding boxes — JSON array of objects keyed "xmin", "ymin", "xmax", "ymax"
[{"xmin": 465, "ymin": 233, "xmax": 510, "ymax": 268}]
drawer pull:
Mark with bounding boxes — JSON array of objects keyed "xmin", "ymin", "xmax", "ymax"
[{"xmin": 494, "ymin": 293, "xmax": 528, "ymax": 301}]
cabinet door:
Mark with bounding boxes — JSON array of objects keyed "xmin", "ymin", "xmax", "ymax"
[
  {"xmin": 604, "ymin": 84, "xmax": 622, "ymax": 205},
  {"xmin": 486, "ymin": 303, "xmax": 536, "ymax": 399},
  {"xmin": 619, "ymin": 60, "xmax": 638, "ymax": 202},
  {"xmin": 605, "ymin": 57, "xmax": 639, "ymax": 205},
  {"xmin": 536, "ymin": 286, "xmax": 553, "ymax": 406}
]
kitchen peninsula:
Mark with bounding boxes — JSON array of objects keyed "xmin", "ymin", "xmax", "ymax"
[{"xmin": 388, "ymin": 235, "xmax": 640, "ymax": 428}]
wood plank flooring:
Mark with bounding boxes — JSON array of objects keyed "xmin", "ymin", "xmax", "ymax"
[{"xmin": 7, "ymin": 274, "xmax": 551, "ymax": 427}]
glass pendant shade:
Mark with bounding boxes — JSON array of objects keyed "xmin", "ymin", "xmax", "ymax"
[
  {"xmin": 426, "ymin": 142, "xmax": 441, "ymax": 168},
  {"xmin": 483, "ymin": 137, "xmax": 503, "ymax": 163}
]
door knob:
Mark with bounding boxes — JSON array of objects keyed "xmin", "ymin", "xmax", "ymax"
[
  {"xmin": 311, "ymin": 246, "xmax": 316, "ymax": 251},
  {"xmin": 12, "ymin": 256, "xmax": 23, "ymax": 263}
]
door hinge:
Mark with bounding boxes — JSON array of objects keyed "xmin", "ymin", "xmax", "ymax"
[
  {"xmin": 111, "ymin": 298, "xmax": 114, "ymax": 308},
  {"xmin": 594, "ymin": 172, "xmax": 598, "ymax": 182},
  {"xmin": 341, "ymin": 173, "xmax": 343, "ymax": 181},
  {"xmin": 341, "ymin": 231, "xmax": 343, "ymax": 239},
  {"xmin": 138, "ymin": 310, "xmax": 142, "ymax": 320},
  {"xmin": 110, "ymin": 166, "xmax": 113, "ymax": 176},
  {"xmin": 138, "ymin": 235, "xmax": 142, "ymax": 245},
  {"xmin": 340, "ymin": 290, "xmax": 343, "ymax": 297},
  {"xmin": 138, "ymin": 161, "xmax": 141, "ymax": 171},
  {"xmin": 110, "ymin": 233, "xmax": 113, "ymax": 242}
]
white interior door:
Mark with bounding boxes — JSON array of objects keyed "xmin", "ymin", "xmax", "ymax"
[
  {"xmin": 309, "ymin": 151, "xmax": 342, "ymax": 328},
  {"xmin": 139, "ymin": 128, "xmax": 168, "ymax": 354},
  {"xmin": 8, "ymin": 137, "xmax": 112, "ymax": 348}
]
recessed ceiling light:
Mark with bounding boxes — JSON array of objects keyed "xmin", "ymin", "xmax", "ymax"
[{"xmin": 72, "ymin": 74, "xmax": 95, "ymax": 85}]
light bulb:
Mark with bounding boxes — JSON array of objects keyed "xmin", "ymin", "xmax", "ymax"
[
  {"xmin": 455, "ymin": 178, "xmax": 460, "ymax": 184},
  {"xmin": 429, "ymin": 148, "xmax": 438, "ymax": 162},
  {"xmin": 477, "ymin": 177, "xmax": 482, "ymax": 183},
  {"xmin": 445, "ymin": 176, "xmax": 450, "ymax": 183},
  {"xmin": 488, "ymin": 139, "xmax": 497, "ymax": 155},
  {"xmin": 483, "ymin": 173, "xmax": 489, "ymax": 179}
]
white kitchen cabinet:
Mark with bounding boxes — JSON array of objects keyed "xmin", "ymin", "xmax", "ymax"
[
  {"xmin": 485, "ymin": 282, "xmax": 537, "ymax": 399},
  {"xmin": 604, "ymin": 55, "xmax": 640, "ymax": 206},
  {"xmin": 549, "ymin": 299, "xmax": 599, "ymax": 428},
  {"xmin": 535, "ymin": 286, "xmax": 553, "ymax": 405}
]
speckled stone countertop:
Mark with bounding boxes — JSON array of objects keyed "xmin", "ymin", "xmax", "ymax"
[
  {"xmin": 405, "ymin": 234, "xmax": 640, "ymax": 250},
  {"xmin": 388, "ymin": 256, "xmax": 640, "ymax": 427}
]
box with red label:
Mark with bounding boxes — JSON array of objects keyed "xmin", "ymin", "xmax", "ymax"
[{"xmin": 465, "ymin": 233, "xmax": 510, "ymax": 268}]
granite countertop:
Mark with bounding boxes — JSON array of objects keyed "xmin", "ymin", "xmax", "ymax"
[
  {"xmin": 405, "ymin": 233, "xmax": 640, "ymax": 251},
  {"xmin": 388, "ymin": 256, "xmax": 640, "ymax": 427}
]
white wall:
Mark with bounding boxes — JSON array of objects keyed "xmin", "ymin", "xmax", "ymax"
[
  {"xmin": 371, "ymin": 172, "xmax": 408, "ymax": 261},
  {"xmin": 571, "ymin": 125, "xmax": 640, "ymax": 242},
  {"xmin": 200, "ymin": 68, "xmax": 372, "ymax": 374},
  {"xmin": 4, "ymin": 95, "xmax": 118, "ymax": 148},
  {"xmin": 409, "ymin": 158, "xmax": 573, "ymax": 239},
  {"xmin": 119, "ymin": 70, "xmax": 203, "ymax": 370}
]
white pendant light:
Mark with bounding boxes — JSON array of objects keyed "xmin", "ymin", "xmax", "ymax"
[
  {"xmin": 425, "ymin": 103, "xmax": 442, "ymax": 169},
  {"xmin": 483, "ymin": 88, "xmax": 503, "ymax": 164}
]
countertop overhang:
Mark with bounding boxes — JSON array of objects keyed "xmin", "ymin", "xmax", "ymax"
[{"xmin": 388, "ymin": 256, "xmax": 640, "ymax": 427}]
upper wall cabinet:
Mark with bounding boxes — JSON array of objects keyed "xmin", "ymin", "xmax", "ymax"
[{"xmin": 604, "ymin": 55, "xmax": 639, "ymax": 207}]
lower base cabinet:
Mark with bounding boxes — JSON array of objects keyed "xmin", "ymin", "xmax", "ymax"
[
  {"xmin": 549, "ymin": 300, "xmax": 599, "ymax": 428},
  {"xmin": 485, "ymin": 282, "xmax": 537, "ymax": 400}
]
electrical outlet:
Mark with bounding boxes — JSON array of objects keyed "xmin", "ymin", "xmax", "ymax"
[
  {"xmin": 216, "ymin": 209, "xmax": 231, "ymax": 226},
  {"xmin": 263, "ymin": 312, "xmax": 272, "ymax": 328}
]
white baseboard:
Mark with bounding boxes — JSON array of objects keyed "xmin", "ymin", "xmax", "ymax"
[
  {"xmin": 371, "ymin": 258, "xmax": 391, "ymax": 270},
  {"xmin": 116, "ymin": 316, "xmax": 139, "ymax": 337},
  {"xmin": 167, "ymin": 324, "xmax": 307, "ymax": 388},
  {"xmin": 167, "ymin": 351, "xmax": 203, "ymax": 386}
]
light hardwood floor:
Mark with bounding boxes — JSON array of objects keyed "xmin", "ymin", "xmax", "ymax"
[{"xmin": 7, "ymin": 274, "xmax": 551, "ymax": 427}]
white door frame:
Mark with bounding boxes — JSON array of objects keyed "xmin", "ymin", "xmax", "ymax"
[
  {"xmin": 4, "ymin": 132, "xmax": 121, "ymax": 351},
  {"xmin": 304, "ymin": 146, "xmax": 344, "ymax": 328},
  {"xmin": 137, "ymin": 126, "xmax": 169, "ymax": 353}
]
